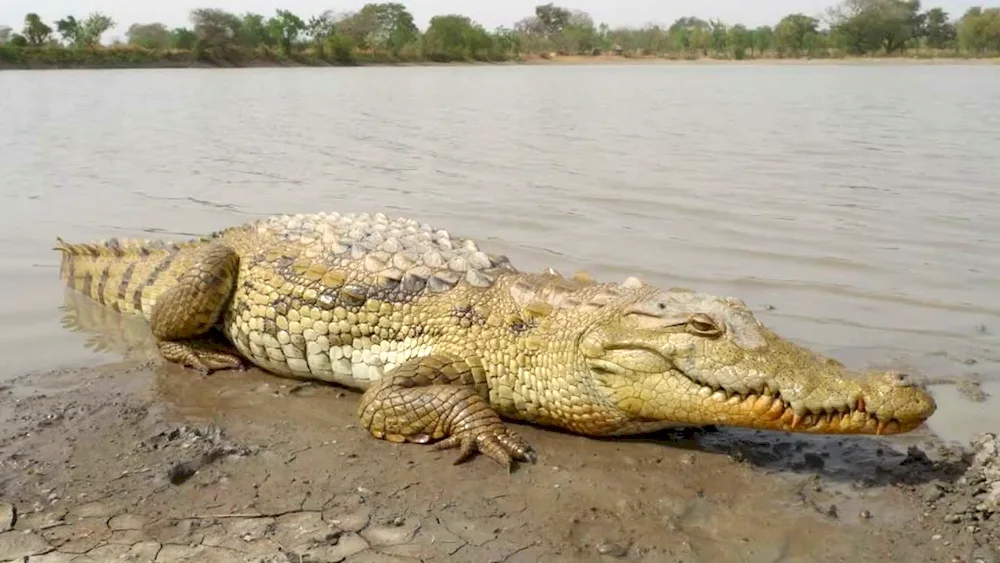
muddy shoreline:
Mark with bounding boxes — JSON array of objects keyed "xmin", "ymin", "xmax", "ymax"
[{"xmin": 0, "ymin": 295, "xmax": 998, "ymax": 562}]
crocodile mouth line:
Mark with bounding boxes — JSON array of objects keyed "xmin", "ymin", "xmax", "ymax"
[{"xmin": 688, "ymin": 380, "xmax": 907, "ymax": 435}]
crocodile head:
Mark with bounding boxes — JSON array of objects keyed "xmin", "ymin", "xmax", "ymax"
[{"xmin": 579, "ymin": 284, "xmax": 937, "ymax": 436}]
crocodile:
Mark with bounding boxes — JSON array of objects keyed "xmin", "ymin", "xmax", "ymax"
[{"xmin": 54, "ymin": 211, "xmax": 937, "ymax": 469}]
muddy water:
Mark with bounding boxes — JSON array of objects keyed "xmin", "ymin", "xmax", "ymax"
[{"xmin": 1, "ymin": 64, "xmax": 998, "ymax": 447}]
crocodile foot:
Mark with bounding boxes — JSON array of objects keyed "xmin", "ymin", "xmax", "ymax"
[
  {"xmin": 358, "ymin": 353, "xmax": 537, "ymax": 471},
  {"xmin": 158, "ymin": 340, "xmax": 245, "ymax": 375}
]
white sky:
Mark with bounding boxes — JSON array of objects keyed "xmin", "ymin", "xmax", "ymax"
[{"xmin": 0, "ymin": 0, "xmax": 981, "ymax": 39}]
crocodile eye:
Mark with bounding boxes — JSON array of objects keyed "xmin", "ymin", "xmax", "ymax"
[{"xmin": 687, "ymin": 314, "xmax": 723, "ymax": 337}]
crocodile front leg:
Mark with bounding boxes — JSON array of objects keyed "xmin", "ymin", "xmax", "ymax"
[
  {"xmin": 357, "ymin": 354, "xmax": 537, "ymax": 470},
  {"xmin": 148, "ymin": 242, "xmax": 245, "ymax": 375}
]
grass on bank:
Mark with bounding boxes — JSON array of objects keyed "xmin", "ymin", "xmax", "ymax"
[{"xmin": 3, "ymin": 43, "xmax": 1000, "ymax": 70}]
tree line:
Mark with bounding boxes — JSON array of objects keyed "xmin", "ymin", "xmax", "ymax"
[{"xmin": 1, "ymin": 0, "xmax": 999, "ymax": 68}]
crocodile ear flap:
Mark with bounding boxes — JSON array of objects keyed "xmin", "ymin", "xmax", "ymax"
[{"xmin": 579, "ymin": 331, "xmax": 606, "ymax": 359}]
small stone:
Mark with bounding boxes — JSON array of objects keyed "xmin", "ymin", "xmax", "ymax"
[
  {"xmin": 944, "ymin": 513, "xmax": 962, "ymax": 524},
  {"xmin": 859, "ymin": 510, "xmax": 871, "ymax": 519},
  {"xmin": 596, "ymin": 541, "xmax": 629, "ymax": 558},
  {"xmin": 924, "ymin": 487, "xmax": 945, "ymax": 504},
  {"xmin": 0, "ymin": 503, "xmax": 14, "ymax": 532},
  {"xmin": 970, "ymin": 545, "xmax": 998, "ymax": 563}
]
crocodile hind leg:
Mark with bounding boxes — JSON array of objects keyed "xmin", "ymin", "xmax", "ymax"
[
  {"xmin": 148, "ymin": 243, "xmax": 244, "ymax": 375},
  {"xmin": 357, "ymin": 354, "xmax": 537, "ymax": 471}
]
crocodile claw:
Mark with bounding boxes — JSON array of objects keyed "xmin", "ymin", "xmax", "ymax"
[{"xmin": 432, "ymin": 426, "xmax": 537, "ymax": 470}]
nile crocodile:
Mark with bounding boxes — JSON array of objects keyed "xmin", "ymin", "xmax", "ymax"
[{"xmin": 54, "ymin": 211, "xmax": 937, "ymax": 469}]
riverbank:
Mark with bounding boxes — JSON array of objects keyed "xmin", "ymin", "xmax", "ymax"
[
  {"xmin": 0, "ymin": 291, "xmax": 998, "ymax": 562},
  {"xmin": 2, "ymin": 45, "xmax": 999, "ymax": 70},
  {"xmin": 2, "ymin": 358, "xmax": 999, "ymax": 562}
]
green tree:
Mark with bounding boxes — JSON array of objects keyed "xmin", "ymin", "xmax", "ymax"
[
  {"xmin": 558, "ymin": 10, "xmax": 599, "ymax": 54},
  {"xmin": 359, "ymin": 3, "xmax": 419, "ymax": 56},
  {"xmin": 22, "ymin": 13, "xmax": 53, "ymax": 46},
  {"xmin": 306, "ymin": 10, "xmax": 336, "ymax": 41},
  {"xmin": 957, "ymin": 7, "xmax": 1000, "ymax": 54},
  {"xmin": 55, "ymin": 16, "xmax": 80, "ymax": 45},
  {"xmin": 266, "ymin": 9, "xmax": 305, "ymax": 54},
  {"xmin": 334, "ymin": 10, "xmax": 375, "ymax": 50},
  {"xmin": 126, "ymin": 23, "xmax": 171, "ymax": 49},
  {"xmin": 190, "ymin": 8, "xmax": 242, "ymax": 53},
  {"xmin": 727, "ymin": 24, "xmax": 751, "ymax": 59},
  {"xmin": 828, "ymin": 0, "xmax": 925, "ymax": 54},
  {"xmin": 239, "ymin": 13, "xmax": 272, "ymax": 48},
  {"xmin": 423, "ymin": 14, "xmax": 493, "ymax": 61},
  {"xmin": 689, "ymin": 26, "xmax": 712, "ymax": 55},
  {"xmin": 534, "ymin": 3, "xmax": 572, "ymax": 38},
  {"xmin": 77, "ymin": 12, "xmax": 115, "ymax": 46},
  {"xmin": 629, "ymin": 25, "xmax": 671, "ymax": 55},
  {"xmin": 325, "ymin": 33, "xmax": 356, "ymax": 62},
  {"xmin": 511, "ymin": 15, "xmax": 550, "ymax": 53},
  {"xmin": 709, "ymin": 19, "xmax": 728, "ymax": 55},
  {"xmin": 923, "ymin": 7, "xmax": 956, "ymax": 49},
  {"xmin": 775, "ymin": 13, "xmax": 819, "ymax": 56},
  {"xmin": 493, "ymin": 26, "xmax": 521, "ymax": 56},
  {"xmin": 304, "ymin": 10, "xmax": 337, "ymax": 55},
  {"xmin": 170, "ymin": 27, "xmax": 197, "ymax": 50},
  {"xmin": 750, "ymin": 25, "xmax": 776, "ymax": 55},
  {"xmin": 668, "ymin": 17, "xmax": 709, "ymax": 53}
]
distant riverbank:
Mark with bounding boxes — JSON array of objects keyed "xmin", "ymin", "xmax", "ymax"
[{"xmin": 2, "ymin": 45, "xmax": 999, "ymax": 71}]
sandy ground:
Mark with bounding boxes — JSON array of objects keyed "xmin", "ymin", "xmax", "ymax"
[{"xmin": 0, "ymin": 294, "xmax": 998, "ymax": 563}]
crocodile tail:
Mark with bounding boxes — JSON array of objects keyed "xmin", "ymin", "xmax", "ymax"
[{"xmin": 53, "ymin": 236, "xmax": 200, "ymax": 316}]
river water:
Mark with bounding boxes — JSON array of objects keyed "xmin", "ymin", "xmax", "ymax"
[{"xmin": 1, "ymin": 63, "xmax": 997, "ymax": 443}]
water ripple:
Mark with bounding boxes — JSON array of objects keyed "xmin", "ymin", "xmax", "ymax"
[{"xmin": 0, "ymin": 65, "xmax": 996, "ymax": 402}]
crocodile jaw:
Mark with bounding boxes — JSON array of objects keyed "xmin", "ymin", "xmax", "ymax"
[
  {"xmin": 580, "ymin": 288, "xmax": 937, "ymax": 436},
  {"xmin": 612, "ymin": 363, "xmax": 936, "ymax": 435}
]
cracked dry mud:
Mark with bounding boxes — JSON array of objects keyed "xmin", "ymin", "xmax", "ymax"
[
  {"xmin": 2, "ymin": 364, "xmax": 998, "ymax": 563},
  {"xmin": 1, "ymin": 296, "xmax": 999, "ymax": 562}
]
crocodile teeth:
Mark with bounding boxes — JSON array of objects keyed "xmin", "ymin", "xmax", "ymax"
[{"xmin": 791, "ymin": 412, "xmax": 803, "ymax": 429}]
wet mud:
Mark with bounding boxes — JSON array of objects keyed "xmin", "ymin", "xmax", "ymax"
[{"xmin": 0, "ymin": 294, "xmax": 998, "ymax": 563}]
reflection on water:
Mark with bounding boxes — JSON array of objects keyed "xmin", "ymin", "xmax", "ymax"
[
  {"xmin": 1, "ymin": 63, "xmax": 998, "ymax": 442},
  {"xmin": 59, "ymin": 288, "xmax": 159, "ymax": 362}
]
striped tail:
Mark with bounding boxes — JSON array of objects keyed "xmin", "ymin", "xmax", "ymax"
[{"xmin": 53, "ymin": 236, "xmax": 200, "ymax": 318}]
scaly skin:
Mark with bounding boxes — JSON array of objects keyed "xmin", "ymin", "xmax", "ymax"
[{"xmin": 54, "ymin": 211, "xmax": 937, "ymax": 469}]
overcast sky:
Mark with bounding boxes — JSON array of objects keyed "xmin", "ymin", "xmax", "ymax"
[{"xmin": 0, "ymin": 0, "xmax": 981, "ymax": 39}]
